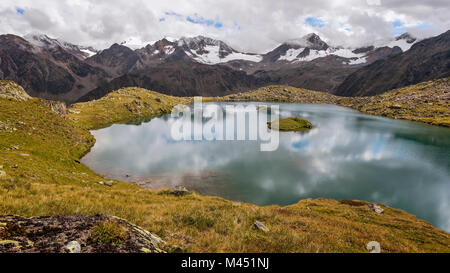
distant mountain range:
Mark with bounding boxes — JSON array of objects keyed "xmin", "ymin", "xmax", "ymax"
[
  {"xmin": 0, "ymin": 30, "xmax": 448, "ymax": 103},
  {"xmin": 335, "ymin": 30, "xmax": 450, "ymax": 96}
]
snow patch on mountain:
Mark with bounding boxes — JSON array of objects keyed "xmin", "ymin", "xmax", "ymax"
[
  {"xmin": 330, "ymin": 48, "xmax": 365, "ymax": 59},
  {"xmin": 373, "ymin": 33, "xmax": 418, "ymax": 52},
  {"xmin": 347, "ymin": 58, "xmax": 367, "ymax": 65},
  {"xmin": 188, "ymin": 44, "xmax": 262, "ymax": 64},
  {"xmin": 278, "ymin": 46, "xmax": 366, "ymax": 63},
  {"xmin": 174, "ymin": 36, "xmax": 263, "ymax": 64},
  {"xmin": 383, "ymin": 39, "xmax": 415, "ymax": 51},
  {"xmin": 275, "ymin": 32, "xmax": 419, "ymax": 65},
  {"xmin": 79, "ymin": 47, "xmax": 98, "ymax": 58},
  {"xmin": 164, "ymin": 36, "xmax": 178, "ymax": 43},
  {"xmin": 25, "ymin": 33, "xmax": 77, "ymax": 51},
  {"xmin": 24, "ymin": 33, "xmax": 98, "ymax": 59},
  {"xmin": 222, "ymin": 52, "xmax": 262, "ymax": 63},
  {"xmin": 121, "ymin": 37, "xmax": 156, "ymax": 50},
  {"xmin": 164, "ymin": 45, "xmax": 175, "ymax": 55},
  {"xmin": 191, "ymin": 45, "xmax": 221, "ymax": 64},
  {"xmin": 285, "ymin": 33, "xmax": 328, "ymax": 50}
]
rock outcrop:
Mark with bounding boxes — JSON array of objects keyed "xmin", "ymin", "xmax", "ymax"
[
  {"xmin": 0, "ymin": 214, "xmax": 166, "ymax": 253},
  {"xmin": 0, "ymin": 80, "xmax": 31, "ymax": 101},
  {"xmin": 42, "ymin": 100, "xmax": 68, "ymax": 118}
]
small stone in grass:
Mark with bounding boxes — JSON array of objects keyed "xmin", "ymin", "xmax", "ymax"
[
  {"xmin": 168, "ymin": 186, "xmax": 190, "ymax": 196},
  {"xmin": 368, "ymin": 204, "xmax": 384, "ymax": 214},
  {"xmin": 98, "ymin": 181, "xmax": 114, "ymax": 187},
  {"xmin": 64, "ymin": 241, "xmax": 81, "ymax": 253},
  {"xmin": 254, "ymin": 221, "xmax": 269, "ymax": 232}
]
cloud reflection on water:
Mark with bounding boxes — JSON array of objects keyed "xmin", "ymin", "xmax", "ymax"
[{"xmin": 82, "ymin": 103, "xmax": 450, "ymax": 231}]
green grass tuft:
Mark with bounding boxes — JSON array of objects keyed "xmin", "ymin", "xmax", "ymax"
[{"xmin": 89, "ymin": 220, "xmax": 128, "ymax": 245}]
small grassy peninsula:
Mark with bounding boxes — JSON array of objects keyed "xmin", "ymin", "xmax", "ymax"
[{"xmin": 268, "ymin": 117, "xmax": 313, "ymax": 132}]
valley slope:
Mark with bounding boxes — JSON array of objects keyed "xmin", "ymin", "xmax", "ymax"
[{"xmin": 1, "ymin": 79, "xmax": 449, "ymax": 253}]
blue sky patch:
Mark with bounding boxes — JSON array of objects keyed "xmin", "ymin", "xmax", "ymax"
[
  {"xmin": 339, "ymin": 22, "xmax": 351, "ymax": 32},
  {"xmin": 186, "ymin": 14, "xmax": 223, "ymax": 29},
  {"xmin": 414, "ymin": 22, "xmax": 434, "ymax": 29},
  {"xmin": 392, "ymin": 20, "xmax": 434, "ymax": 35},
  {"xmin": 305, "ymin": 17, "xmax": 325, "ymax": 28},
  {"xmin": 16, "ymin": 7, "xmax": 25, "ymax": 15},
  {"xmin": 392, "ymin": 19, "xmax": 405, "ymax": 35},
  {"xmin": 163, "ymin": 11, "xmax": 224, "ymax": 29},
  {"xmin": 164, "ymin": 11, "xmax": 182, "ymax": 17}
]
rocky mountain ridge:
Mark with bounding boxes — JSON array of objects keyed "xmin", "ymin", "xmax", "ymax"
[
  {"xmin": 336, "ymin": 30, "xmax": 450, "ymax": 96},
  {"xmin": 1, "ymin": 30, "xmax": 447, "ymax": 102},
  {"xmin": 24, "ymin": 33, "xmax": 99, "ymax": 59}
]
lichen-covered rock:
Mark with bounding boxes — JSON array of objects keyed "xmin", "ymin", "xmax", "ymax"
[
  {"xmin": 0, "ymin": 121, "xmax": 12, "ymax": 132},
  {"xmin": 254, "ymin": 221, "xmax": 269, "ymax": 232},
  {"xmin": 0, "ymin": 215, "xmax": 166, "ymax": 253},
  {"xmin": 11, "ymin": 145, "xmax": 19, "ymax": 151},
  {"xmin": 42, "ymin": 100, "xmax": 67, "ymax": 118},
  {"xmin": 368, "ymin": 204, "xmax": 384, "ymax": 214},
  {"xmin": 98, "ymin": 181, "xmax": 114, "ymax": 187},
  {"xmin": 168, "ymin": 245, "xmax": 184, "ymax": 253},
  {"xmin": 64, "ymin": 241, "xmax": 81, "ymax": 253},
  {"xmin": 104, "ymin": 181, "xmax": 114, "ymax": 186},
  {"xmin": 0, "ymin": 81, "xmax": 31, "ymax": 101},
  {"xmin": 167, "ymin": 186, "xmax": 190, "ymax": 196}
]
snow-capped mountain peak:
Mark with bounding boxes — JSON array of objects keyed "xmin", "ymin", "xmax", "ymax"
[
  {"xmin": 285, "ymin": 33, "xmax": 329, "ymax": 51},
  {"xmin": 179, "ymin": 35, "xmax": 220, "ymax": 46},
  {"xmin": 152, "ymin": 35, "xmax": 262, "ymax": 65},
  {"xmin": 373, "ymin": 32, "xmax": 419, "ymax": 52},
  {"xmin": 120, "ymin": 37, "xmax": 156, "ymax": 50},
  {"xmin": 396, "ymin": 32, "xmax": 417, "ymax": 44},
  {"xmin": 270, "ymin": 32, "xmax": 420, "ymax": 65},
  {"xmin": 105, "ymin": 32, "xmax": 420, "ymax": 68},
  {"xmin": 79, "ymin": 46, "xmax": 99, "ymax": 58},
  {"xmin": 24, "ymin": 33, "xmax": 98, "ymax": 59},
  {"xmin": 271, "ymin": 33, "xmax": 366, "ymax": 64},
  {"xmin": 25, "ymin": 33, "xmax": 78, "ymax": 51}
]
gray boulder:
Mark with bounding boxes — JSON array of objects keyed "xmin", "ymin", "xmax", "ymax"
[{"xmin": 254, "ymin": 221, "xmax": 269, "ymax": 232}]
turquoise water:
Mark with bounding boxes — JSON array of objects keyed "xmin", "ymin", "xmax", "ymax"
[{"xmin": 82, "ymin": 103, "xmax": 450, "ymax": 231}]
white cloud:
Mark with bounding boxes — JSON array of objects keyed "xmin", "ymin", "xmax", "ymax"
[
  {"xmin": 0, "ymin": 0, "xmax": 448, "ymax": 52},
  {"xmin": 366, "ymin": 0, "xmax": 381, "ymax": 6}
]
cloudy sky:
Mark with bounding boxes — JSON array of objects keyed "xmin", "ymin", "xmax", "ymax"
[{"xmin": 0, "ymin": 0, "xmax": 448, "ymax": 52}]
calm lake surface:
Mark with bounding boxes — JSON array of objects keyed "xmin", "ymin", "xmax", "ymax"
[{"xmin": 82, "ymin": 103, "xmax": 450, "ymax": 231}]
